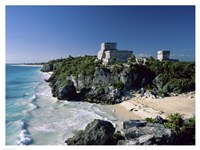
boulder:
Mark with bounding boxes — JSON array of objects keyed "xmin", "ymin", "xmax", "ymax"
[
  {"xmin": 52, "ymin": 80, "xmax": 77, "ymax": 100},
  {"xmin": 143, "ymin": 90, "xmax": 156, "ymax": 98},
  {"xmin": 153, "ymin": 74, "xmax": 168, "ymax": 91},
  {"xmin": 66, "ymin": 119, "xmax": 115, "ymax": 145},
  {"xmin": 120, "ymin": 123, "xmax": 175, "ymax": 145},
  {"xmin": 45, "ymin": 73, "xmax": 55, "ymax": 82},
  {"xmin": 155, "ymin": 115, "xmax": 164, "ymax": 124},
  {"xmin": 123, "ymin": 120, "xmax": 147, "ymax": 129}
]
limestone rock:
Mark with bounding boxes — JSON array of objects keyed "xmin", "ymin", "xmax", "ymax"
[
  {"xmin": 41, "ymin": 64, "xmax": 52, "ymax": 72},
  {"xmin": 120, "ymin": 123, "xmax": 175, "ymax": 145},
  {"xmin": 155, "ymin": 115, "xmax": 164, "ymax": 124},
  {"xmin": 52, "ymin": 80, "xmax": 77, "ymax": 100},
  {"xmin": 143, "ymin": 90, "xmax": 156, "ymax": 98},
  {"xmin": 153, "ymin": 74, "xmax": 166, "ymax": 90},
  {"xmin": 123, "ymin": 120, "xmax": 147, "ymax": 129},
  {"xmin": 66, "ymin": 119, "xmax": 115, "ymax": 145}
]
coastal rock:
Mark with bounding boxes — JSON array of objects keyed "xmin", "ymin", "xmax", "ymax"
[
  {"xmin": 143, "ymin": 90, "xmax": 156, "ymax": 98},
  {"xmin": 123, "ymin": 120, "xmax": 147, "ymax": 129},
  {"xmin": 46, "ymin": 57, "xmax": 156, "ymax": 104},
  {"xmin": 93, "ymin": 67, "xmax": 118, "ymax": 87},
  {"xmin": 155, "ymin": 115, "xmax": 164, "ymax": 124},
  {"xmin": 120, "ymin": 123, "xmax": 175, "ymax": 145},
  {"xmin": 66, "ymin": 119, "xmax": 115, "ymax": 145},
  {"xmin": 41, "ymin": 59, "xmax": 63, "ymax": 72},
  {"xmin": 45, "ymin": 73, "xmax": 55, "ymax": 82},
  {"xmin": 52, "ymin": 80, "xmax": 77, "ymax": 100},
  {"xmin": 41, "ymin": 63, "xmax": 53, "ymax": 72},
  {"xmin": 153, "ymin": 74, "xmax": 166, "ymax": 90},
  {"xmin": 83, "ymin": 85, "xmax": 122, "ymax": 104}
]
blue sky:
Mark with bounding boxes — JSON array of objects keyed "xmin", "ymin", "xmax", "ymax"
[{"xmin": 6, "ymin": 6, "xmax": 195, "ymax": 63}]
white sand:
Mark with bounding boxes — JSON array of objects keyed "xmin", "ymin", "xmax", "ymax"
[{"xmin": 112, "ymin": 93, "xmax": 195, "ymax": 121}]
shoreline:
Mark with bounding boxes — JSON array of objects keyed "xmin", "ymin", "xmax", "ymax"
[
  {"xmin": 44, "ymin": 70, "xmax": 195, "ymax": 121},
  {"xmin": 25, "ymin": 70, "xmax": 121, "ymax": 145},
  {"xmin": 111, "ymin": 93, "xmax": 195, "ymax": 121},
  {"xmin": 8, "ymin": 64, "xmax": 44, "ymax": 67}
]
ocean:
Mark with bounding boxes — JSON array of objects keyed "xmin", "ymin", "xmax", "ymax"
[{"xmin": 6, "ymin": 64, "xmax": 120, "ymax": 145}]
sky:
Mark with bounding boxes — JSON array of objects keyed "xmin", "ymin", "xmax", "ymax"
[{"xmin": 6, "ymin": 6, "xmax": 195, "ymax": 63}]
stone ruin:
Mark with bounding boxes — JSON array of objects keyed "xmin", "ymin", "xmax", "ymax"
[
  {"xmin": 157, "ymin": 50, "xmax": 170, "ymax": 61},
  {"xmin": 97, "ymin": 42, "xmax": 133, "ymax": 65}
]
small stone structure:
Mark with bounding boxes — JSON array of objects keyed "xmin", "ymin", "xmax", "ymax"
[
  {"xmin": 136, "ymin": 57, "xmax": 149, "ymax": 65},
  {"xmin": 157, "ymin": 50, "xmax": 170, "ymax": 61},
  {"xmin": 98, "ymin": 42, "xmax": 133, "ymax": 64}
]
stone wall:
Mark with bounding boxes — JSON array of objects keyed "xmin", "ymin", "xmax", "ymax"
[
  {"xmin": 98, "ymin": 42, "xmax": 133, "ymax": 64},
  {"xmin": 105, "ymin": 50, "xmax": 133, "ymax": 63},
  {"xmin": 157, "ymin": 51, "xmax": 170, "ymax": 61},
  {"xmin": 101, "ymin": 42, "xmax": 117, "ymax": 50}
]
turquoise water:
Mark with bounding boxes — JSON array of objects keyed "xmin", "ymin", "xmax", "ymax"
[
  {"xmin": 6, "ymin": 64, "xmax": 43, "ymax": 145},
  {"xmin": 6, "ymin": 64, "xmax": 119, "ymax": 145}
]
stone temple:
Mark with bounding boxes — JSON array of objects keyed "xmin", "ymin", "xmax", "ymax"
[
  {"xmin": 97, "ymin": 42, "xmax": 133, "ymax": 64},
  {"xmin": 157, "ymin": 50, "xmax": 170, "ymax": 61}
]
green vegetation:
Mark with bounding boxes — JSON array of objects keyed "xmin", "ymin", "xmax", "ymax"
[
  {"xmin": 146, "ymin": 59, "xmax": 195, "ymax": 93},
  {"xmin": 112, "ymin": 81, "xmax": 124, "ymax": 90},
  {"xmin": 127, "ymin": 54, "xmax": 136, "ymax": 64},
  {"xmin": 164, "ymin": 113, "xmax": 195, "ymax": 144},
  {"xmin": 44, "ymin": 55, "xmax": 195, "ymax": 99},
  {"xmin": 112, "ymin": 64, "xmax": 124, "ymax": 74},
  {"xmin": 110, "ymin": 130, "xmax": 125, "ymax": 144},
  {"xmin": 97, "ymin": 86, "xmax": 106, "ymax": 94},
  {"xmin": 145, "ymin": 113, "xmax": 195, "ymax": 144},
  {"xmin": 164, "ymin": 113, "xmax": 184, "ymax": 134},
  {"xmin": 144, "ymin": 117, "xmax": 158, "ymax": 123},
  {"xmin": 110, "ymin": 57, "xmax": 117, "ymax": 64},
  {"xmin": 53, "ymin": 55, "xmax": 100, "ymax": 80}
]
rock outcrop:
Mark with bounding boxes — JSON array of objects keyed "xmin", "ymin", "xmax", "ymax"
[
  {"xmin": 65, "ymin": 119, "xmax": 115, "ymax": 145},
  {"xmin": 119, "ymin": 122, "xmax": 175, "ymax": 145},
  {"xmin": 51, "ymin": 80, "xmax": 77, "ymax": 100},
  {"xmin": 65, "ymin": 118, "xmax": 181, "ymax": 145},
  {"xmin": 153, "ymin": 74, "xmax": 166, "ymax": 90},
  {"xmin": 41, "ymin": 55, "xmax": 195, "ymax": 104},
  {"xmin": 41, "ymin": 63, "xmax": 56, "ymax": 72},
  {"xmin": 43, "ymin": 63, "xmax": 155, "ymax": 104}
]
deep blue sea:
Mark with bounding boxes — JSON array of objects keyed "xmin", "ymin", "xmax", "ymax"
[{"xmin": 6, "ymin": 64, "xmax": 119, "ymax": 145}]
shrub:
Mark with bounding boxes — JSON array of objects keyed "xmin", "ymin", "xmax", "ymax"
[
  {"xmin": 164, "ymin": 113, "xmax": 184, "ymax": 134},
  {"xmin": 113, "ymin": 64, "xmax": 124, "ymax": 74},
  {"xmin": 162, "ymin": 84, "xmax": 171, "ymax": 93},
  {"xmin": 144, "ymin": 117, "xmax": 158, "ymax": 123},
  {"xmin": 145, "ymin": 114, "xmax": 195, "ymax": 144},
  {"xmin": 110, "ymin": 57, "xmax": 117, "ymax": 64},
  {"xmin": 97, "ymin": 86, "xmax": 105, "ymax": 94},
  {"xmin": 127, "ymin": 54, "xmax": 136, "ymax": 64},
  {"xmin": 113, "ymin": 81, "xmax": 124, "ymax": 90}
]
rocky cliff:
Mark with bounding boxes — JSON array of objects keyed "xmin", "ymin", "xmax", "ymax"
[
  {"xmin": 41, "ymin": 55, "xmax": 195, "ymax": 104},
  {"xmin": 42, "ymin": 56, "xmax": 156, "ymax": 104},
  {"xmin": 65, "ymin": 115, "xmax": 195, "ymax": 145}
]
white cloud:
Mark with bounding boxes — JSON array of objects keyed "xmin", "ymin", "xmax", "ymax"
[
  {"xmin": 135, "ymin": 53, "xmax": 152, "ymax": 58},
  {"xmin": 171, "ymin": 53, "xmax": 194, "ymax": 58}
]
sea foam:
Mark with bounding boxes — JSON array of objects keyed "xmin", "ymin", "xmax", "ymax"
[{"xmin": 17, "ymin": 121, "xmax": 32, "ymax": 145}]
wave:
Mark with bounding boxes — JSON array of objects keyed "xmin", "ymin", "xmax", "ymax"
[
  {"xmin": 26, "ymin": 94, "xmax": 40, "ymax": 112},
  {"xmin": 17, "ymin": 121, "xmax": 32, "ymax": 145},
  {"xmin": 27, "ymin": 103, "xmax": 39, "ymax": 111},
  {"xmin": 23, "ymin": 92, "xmax": 31, "ymax": 96},
  {"xmin": 29, "ymin": 94, "xmax": 36, "ymax": 101}
]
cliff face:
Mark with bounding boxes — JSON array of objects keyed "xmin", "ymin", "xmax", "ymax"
[
  {"xmin": 42, "ymin": 59, "xmax": 154, "ymax": 104},
  {"xmin": 41, "ymin": 55, "xmax": 195, "ymax": 104}
]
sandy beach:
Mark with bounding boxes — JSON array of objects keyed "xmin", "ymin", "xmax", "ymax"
[{"xmin": 112, "ymin": 92, "xmax": 195, "ymax": 121}]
